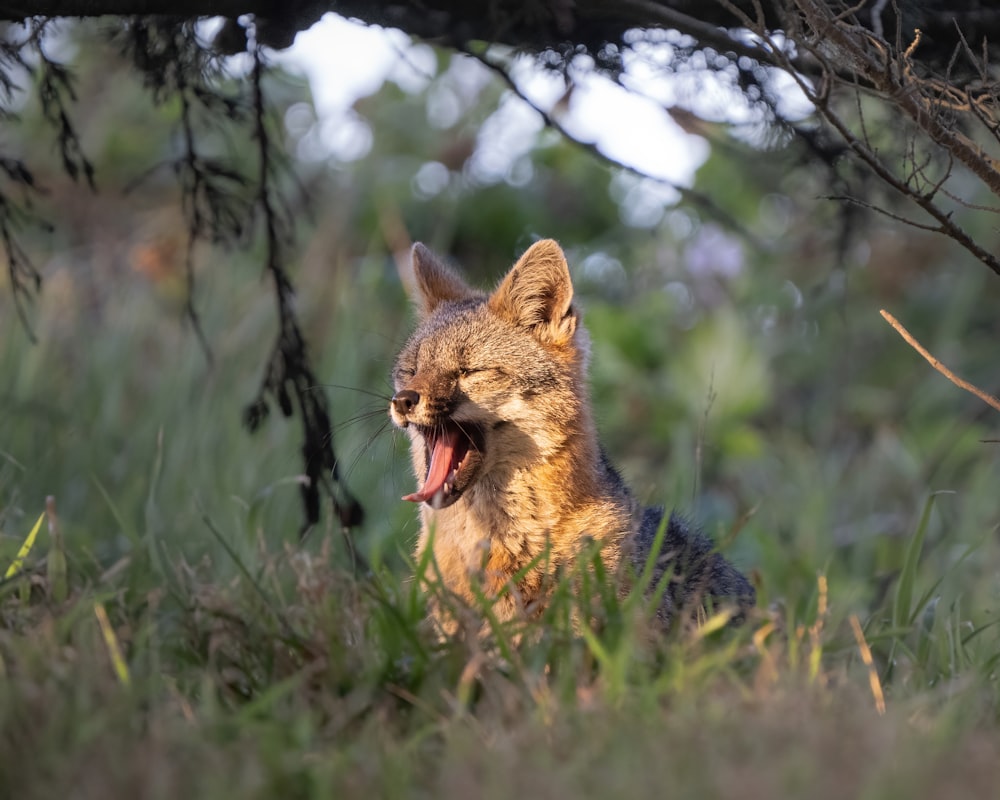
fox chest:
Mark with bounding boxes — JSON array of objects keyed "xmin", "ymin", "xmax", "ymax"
[{"xmin": 416, "ymin": 502, "xmax": 555, "ymax": 600}]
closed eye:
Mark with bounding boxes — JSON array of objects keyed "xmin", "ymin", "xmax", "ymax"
[{"xmin": 459, "ymin": 367, "xmax": 499, "ymax": 378}]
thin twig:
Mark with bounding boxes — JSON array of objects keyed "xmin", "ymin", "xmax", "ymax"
[
  {"xmin": 753, "ymin": 5, "xmax": 1000, "ymax": 277},
  {"xmin": 182, "ymin": 228, "xmax": 214, "ymax": 366},
  {"xmin": 246, "ymin": 30, "xmax": 363, "ymax": 539},
  {"xmin": 178, "ymin": 81, "xmax": 215, "ymax": 365},
  {"xmin": 463, "ymin": 45, "xmax": 768, "ymax": 250},
  {"xmin": 823, "ymin": 195, "xmax": 942, "ymax": 232},
  {"xmin": 880, "ymin": 309, "xmax": 1000, "ymax": 413}
]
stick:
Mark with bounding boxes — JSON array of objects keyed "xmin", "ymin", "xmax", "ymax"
[{"xmin": 879, "ymin": 309, "xmax": 1000, "ymax": 413}]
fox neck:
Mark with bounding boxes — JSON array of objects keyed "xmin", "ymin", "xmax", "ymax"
[{"xmin": 416, "ymin": 402, "xmax": 633, "ymax": 612}]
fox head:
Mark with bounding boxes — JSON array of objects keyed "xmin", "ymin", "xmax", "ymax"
[{"xmin": 390, "ymin": 239, "xmax": 592, "ymax": 510}]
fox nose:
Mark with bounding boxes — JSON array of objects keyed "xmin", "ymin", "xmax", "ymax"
[{"xmin": 392, "ymin": 389, "xmax": 420, "ymax": 417}]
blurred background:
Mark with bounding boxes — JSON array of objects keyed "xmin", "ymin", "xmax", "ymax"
[{"xmin": 2, "ymin": 15, "xmax": 999, "ymax": 627}]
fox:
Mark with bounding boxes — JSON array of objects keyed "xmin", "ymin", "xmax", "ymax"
[{"xmin": 389, "ymin": 238, "xmax": 754, "ymax": 633}]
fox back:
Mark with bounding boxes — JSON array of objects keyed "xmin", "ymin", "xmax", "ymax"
[{"xmin": 390, "ymin": 239, "xmax": 754, "ymax": 631}]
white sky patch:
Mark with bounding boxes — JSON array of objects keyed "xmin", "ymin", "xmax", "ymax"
[
  {"xmin": 471, "ymin": 52, "xmax": 708, "ymax": 195},
  {"xmin": 467, "ymin": 92, "xmax": 546, "ymax": 184},
  {"xmin": 620, "ymin": 44, "xmax": 679, "ymax": 106},
  {"xmin": 282, "ymin": 14, "xmax": 811, "ymax": 191},
  {"xmin": 285, "ymin": 15, "xmax": 431, "ymax": 115},
  {"xmin": 427, "ymin": 56, "xmax": 496, "ymax": 130},
  {"xmin": 282, "ymin": 17, "xmax": 711, "ymax": 182},
  {"xmin": 770, "ymin": 70, "xmax": 815, "ymax": 120},
  {"xmin": 562, "ymin": 71, "xmax": 709, "ymax": 185},
  {"xmin": 280, "ymin": 14, "xmax": 436, "ymax": 161}
]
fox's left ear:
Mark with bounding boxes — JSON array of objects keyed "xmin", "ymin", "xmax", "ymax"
[
  {"xmin": 489, "ymin": 239, "xmax": 577, "ymax": 346},
  {"xmin": 409, "ymin": 243, "xmax": 477, "ymax": 318}
]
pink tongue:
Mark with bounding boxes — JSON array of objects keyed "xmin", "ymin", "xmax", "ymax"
[{"xmin": 403, "ymin": 428, "xmax": 460, "ymax": 504}]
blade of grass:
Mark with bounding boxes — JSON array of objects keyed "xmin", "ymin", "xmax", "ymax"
[
  {"xmin": 45, "ymin": 495, "xmax": 67, "ymax": 603},
  {"xmin": 4, "ymin": 509, "xmax": 44, "ymax": 579},
  {"xmin": 199, "ymin": 504, "xmax": 301, "ymax": 644},
  {"xmin": 92, "ymin": 474, "xmax": 142, "ymax": 549},
  {"xmin": 690, "ymin": 607, "xmax": 736, "ymax": 641},
  {"xmin": 850, "ymin": 614, "xmax": 886, "ymax": 716},
  {"xmin": 893, "ymin": 492, "xmax": 948, "ymax": 631},
  {"xmin": 144, "ymin": 427, "xmax": 167, "ymax": 580},
  {"xmin": 94, "ymin": 601, "xmax": 131, "ymax": 688}
]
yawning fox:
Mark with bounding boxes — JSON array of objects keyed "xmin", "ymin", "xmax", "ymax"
[{"xmin": 390, "ymin": 239, "xmax": 754, "ymax": 632}]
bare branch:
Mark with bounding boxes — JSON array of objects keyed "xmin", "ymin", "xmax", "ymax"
[
  {"xmin": 823, "ymin": 195, "xmax": 942, "ymax": 232},
  {"xmin": 30, "ymin": 19, "xmax": 96, "ymax": 190},
  {"xmin": 733, "ymin": 1, "xmax": 1000, "ymax": 276},
  {"xmin": 464, "ymin": 44, "xmax": 769, "ymax": 250},
  {"xmin": 796, "ymin": 0, "xmax": 1000, "ymax": 198},
  {"xmin": 242, "ymin": 31, "xmax": 364, "ymax": 539},
  {"xmin": 880, "ymin": 309, "xmax": 1000, "ymax": 414}
]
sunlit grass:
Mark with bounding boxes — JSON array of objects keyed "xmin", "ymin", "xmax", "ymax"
[
  {"xmin": 3, "ymin": 510, "xmax": 44, "ymax": 580},
  {"xmin": 1, "ymin": 487, "xmax": 998, "ymax": 798}
]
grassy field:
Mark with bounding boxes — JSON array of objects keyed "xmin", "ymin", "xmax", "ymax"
[{"xmin": 3, "ymin": 234, "xmax": 1000, "ymax": 799}]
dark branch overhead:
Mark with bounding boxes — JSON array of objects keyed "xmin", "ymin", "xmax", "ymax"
[{"xmin": 10, "ymin": 1, "xmax": 1000, "ymax": 70}]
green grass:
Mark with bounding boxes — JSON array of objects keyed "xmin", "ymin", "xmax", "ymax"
[
  {"xmin": 2, "ymin": 505, "xmax": 1000, "ymax": 799},
  {"xmin": 3, "ymin": 240, "xmax": 1000, "ymax": 799}
]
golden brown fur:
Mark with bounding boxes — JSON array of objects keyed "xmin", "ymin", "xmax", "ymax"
[{"xmin": 390, "ymin": 239, "xmax": 753, "ymax": 632}]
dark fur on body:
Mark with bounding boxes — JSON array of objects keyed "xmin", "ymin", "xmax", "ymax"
[{"xmin": 390, "ymin": 239, "xmax": 754, "ymax": 632}]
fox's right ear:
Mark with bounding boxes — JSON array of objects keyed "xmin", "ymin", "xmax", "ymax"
[
  {"xmin": 488, "ymin": 239, "xmax": 577, "ymax": 346},
  {"xmin": 409, "ymin": 243, "xmax": 476, "ymax": 318}
]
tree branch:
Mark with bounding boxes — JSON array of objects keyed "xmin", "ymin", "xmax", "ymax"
[
  {"xmin": 880, "ymin": 309, "xmax": 1000, "ymax": 414},
  {"xmin": 736, "ymin": 2, "xmax": 1000, "ymax": 277},
  {"xmin": 242, "ymin": 31, "xmax": 364, "ymax": 539},
  {"xmin": 464, "ymin": 44, "xmax": 769, "ymax": 250},
  {"xmin": 15, "ymin": 1, "xmax": 1000, "ymax": 72}
]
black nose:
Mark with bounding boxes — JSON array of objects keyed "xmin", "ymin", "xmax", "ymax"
[{"xmin": 392, "ymin": 389, "xmax": 420, "ymax": 416}]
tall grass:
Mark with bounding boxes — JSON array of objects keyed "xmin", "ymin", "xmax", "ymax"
[{"xmin": 2, "ymin": 240, "xmax": 1000, "ymax": 798}]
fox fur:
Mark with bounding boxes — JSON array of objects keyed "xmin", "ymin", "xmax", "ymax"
[{"xmin": 389, "ymin": 239, "xmax": 754, "ymax": 632}]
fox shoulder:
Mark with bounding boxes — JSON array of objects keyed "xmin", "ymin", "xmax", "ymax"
[{"xmin": 636, "ymin": 508, "xmax": 756, "ymax": 621}]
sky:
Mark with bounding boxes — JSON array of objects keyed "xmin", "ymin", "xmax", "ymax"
[
  {"xmin": 279, "ymin": 13, "xmax": 813, "ymax": 237},
  {"xmin": 284, "ymin": 14, "xmax": 715, "ymax": 186}
]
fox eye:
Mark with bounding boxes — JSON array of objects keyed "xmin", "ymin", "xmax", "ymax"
[{"xmin": 458, "ymin": 367, "xmax": 505, "ymax": 381}]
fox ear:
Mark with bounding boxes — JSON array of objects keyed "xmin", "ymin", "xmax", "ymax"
[
  {"xmin": 489, "ymin": 239, "xmax": 577, "ymax": 346},
  {"xmin": 409, "ymin": 243, "xmax": 476, "ymax": 317}
]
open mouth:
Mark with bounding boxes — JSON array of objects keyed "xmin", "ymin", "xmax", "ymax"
[{"xmin": 403, "ymin": 422, "xmax": 483, "ymax": 509}]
